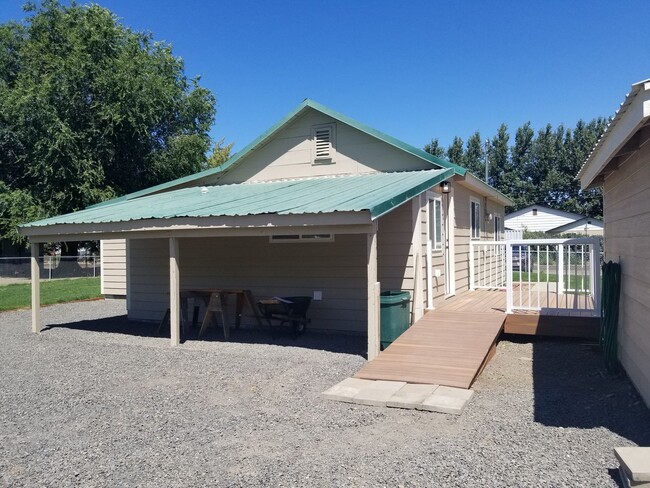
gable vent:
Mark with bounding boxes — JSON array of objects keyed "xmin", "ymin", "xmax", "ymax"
[{"xmin": 312, "ymin": 124, "xmax": 336, "ymax": 162}]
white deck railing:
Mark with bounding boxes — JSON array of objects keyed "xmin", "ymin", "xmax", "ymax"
[{"xmin": 469, "ymin": 238, "xmax": 601, "ymax": 317}]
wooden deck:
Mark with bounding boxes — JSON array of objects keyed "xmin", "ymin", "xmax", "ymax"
[
  {"xmin": 355, "ymin": 309, "xmax": 505, "ymax": 389},
  {"xmin": 355, "ymin": 288, "xmax": 600, "ymax": 389}
]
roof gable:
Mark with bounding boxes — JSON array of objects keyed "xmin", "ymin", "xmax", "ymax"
[
  {"xmin": 94, "ymin": 99, "xmax": 467, "ymax": 208},
  {"xmin": 505, "ymin": 204, "xmax": 586, "ymax": 221}
]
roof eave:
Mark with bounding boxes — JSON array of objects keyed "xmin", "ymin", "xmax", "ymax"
[
  {"xmin": 578, "ymin": 79, "xmax": 650, "ymax": 189},
  {"xmin": 462, "ymin": 173, "xmax": 515, "ymax": 207}
]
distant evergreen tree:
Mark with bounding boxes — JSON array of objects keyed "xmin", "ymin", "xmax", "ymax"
[
  {"xmin": 424, "ymin": 138, "xmax": 445, "ymax": 158},
  {"xmin": 424, "ymin": 118, "xmax": 607, "ymax": 217}
]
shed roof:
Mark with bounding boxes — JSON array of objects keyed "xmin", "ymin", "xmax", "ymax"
[{"xmin": 23, "ymin": 169, "xmax": 453, "ymax": 229}]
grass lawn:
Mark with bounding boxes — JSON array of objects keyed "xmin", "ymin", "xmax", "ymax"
[
  {"xmin": 0, "ymin": 277, "xmax": 101, "ymax": 312},
  {"xmin": 512, "ymin": 271, "xmax": 590, "ymax": 289}
]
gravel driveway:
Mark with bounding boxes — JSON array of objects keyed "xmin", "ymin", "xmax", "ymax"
[{"xmin": 1, "ymin": 300, "xmax": 649, "ymax": 487}]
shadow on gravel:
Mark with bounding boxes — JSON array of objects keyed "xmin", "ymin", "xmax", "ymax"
[
  {"xmin": 524, "ymin": 335, "xmax": 650, "ymax": 446},
  {"xmin": 42, "ymin": 315, "xmax": 367, "ymax": 357}
]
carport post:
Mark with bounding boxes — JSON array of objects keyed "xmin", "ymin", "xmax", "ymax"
[
  {"xmin": 367, "ymin": 224, "xmax": 380, "ymax": 360},
  {"xmin": 169, "ymin": 237, "xmax": 180, "ymax": 346},
  {"xmin": 31, "ymin": 242, "xmax": 40, "ymax": 333}
]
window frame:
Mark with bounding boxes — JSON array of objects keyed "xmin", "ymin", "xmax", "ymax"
[
  {"xmin": 470, "ymin": 198, "xmax": 481, "ymax": 239},
  {"xmin": 426, "ymin": 193, "xmax": 443, "ymax": 252},
  {"xmin": 494, "ymin": 214, "xmax": 502, "ymax": 241}
]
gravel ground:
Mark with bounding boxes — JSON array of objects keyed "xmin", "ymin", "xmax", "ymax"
[{"xmin": 1, "ymin": 300, "xmax": 649, "ymax": 487}]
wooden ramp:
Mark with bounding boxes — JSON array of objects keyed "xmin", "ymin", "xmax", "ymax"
[{"xmin": 355, "ymin": 310, "xmax": 505, "ymax": 389}]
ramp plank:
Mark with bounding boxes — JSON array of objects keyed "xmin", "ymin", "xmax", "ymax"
[{"xmin": 355, "ymin": 310, "xmax": 505, "ymax": 389}]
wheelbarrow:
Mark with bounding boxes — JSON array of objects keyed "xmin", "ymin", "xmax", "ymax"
[{"xmin": 257, "ymin": 296, "xmax": 312, "ymax": 338}]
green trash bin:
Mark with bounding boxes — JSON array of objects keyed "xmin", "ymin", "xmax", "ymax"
[{"xmin": 379, "ymin": 290, "xmax": 411, "ymax": 349}]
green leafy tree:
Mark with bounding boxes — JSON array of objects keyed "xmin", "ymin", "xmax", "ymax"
[
  {"xmin": 205, "ymin": 138, "xmax": 234, "ymax": 169},
  {"xmin": 0, "ymin": 0, "xmax": 216, "ymax": 245}
]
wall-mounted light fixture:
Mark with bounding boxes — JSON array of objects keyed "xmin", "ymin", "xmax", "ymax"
[{"xmin": 440, "ymin": 181, "xmax": 451, "ymax": 194}]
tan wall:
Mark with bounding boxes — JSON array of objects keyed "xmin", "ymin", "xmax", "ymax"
[
  {"xmin": 452, "ymin": 181, "xmax": 505, "ymax": 294},
  {"xmin": 128, "ymin": 235, "xmax": 368, "ymax": 333},
  {"xmin": 215, "ymin": 110, "xmax": 432, "ymax": 184},
  {"xmin": 100, "ymin": 239, "xmax": 126, "ymax": 296},
  {"xmin": 603, "ymin": 141, "xmax": 650, "ymax": 406}
]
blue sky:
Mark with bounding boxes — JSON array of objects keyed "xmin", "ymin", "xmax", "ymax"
[{"xmin": 1, "ymin": 0, "xmax": 648, "ymax": 153}]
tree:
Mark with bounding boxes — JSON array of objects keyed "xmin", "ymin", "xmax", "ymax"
[
  {"xmin": 446, "ymin": 136, "xmax": 464, "ymax": 167},
  {"xmin": 0, "ymin": 1, "xmax": 216, "ymax": 245},
  {"xmin": 463, "ymin": 132, "xmax": 486, "ymax": 177},
  {"xmin": 205, "ymin": 138, "xmax": 234, "ymax": 169},
  {"xmin": 424, "ymin": 138, "xmax": 445, "ymax": 158}
]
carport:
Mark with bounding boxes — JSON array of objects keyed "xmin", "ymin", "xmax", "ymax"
[{"xmin": 20, "ymin": 168, "xmax": 453, "ymax": 359}]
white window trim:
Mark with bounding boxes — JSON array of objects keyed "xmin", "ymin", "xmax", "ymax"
[
  {"xmin": 494, "ymin": 214, "xmax": 503, "ymax": 241},
  {"xmin": 470, "ymin": 198, "xmax": 481, "ymax": 240},
  {"xmin": 270, "ymin": 233, "xmax": 334, "ymax": 243},
  {"xmin": 426, "ymin": 192, "xmax": 443, "ymax": 253},
  {"xmin": 311, "ymin": 123, "xmax": 336, "ymax": 164}
]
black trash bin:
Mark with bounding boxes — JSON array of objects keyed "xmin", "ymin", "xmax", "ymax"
[{"xmin": 379, "ymin": 290, "xmax": 411, "ymax": 349}]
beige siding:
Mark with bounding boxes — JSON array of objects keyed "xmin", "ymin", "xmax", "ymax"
[
  {"xmin": 128, "ymin": 235, "xmax": 368, "ymax": 333},
  {"xmin": 452, "ymin": 182, "xmax": 505, "ymax": 294},
  {"xmin": 377, "ymin": 200, "xmax": 416, "ymax": 298},
  {"xmin": 603, "ymin": 142, "xmax": 650, "ymax": 406},
  {"xmin": 128, "ymin": 238, "xmax": 169, "ymax": 322},
  {"xmin": 216, "ymin": 110, "xmax": 432, "ymax": 184},
  {"xmin": 100, "ymin": 239, "xmax": 126, "ymax": 296}
]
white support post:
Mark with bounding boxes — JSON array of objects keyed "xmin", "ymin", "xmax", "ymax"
[
  {"xmin": 505, "ymin": 242, "xmax": 513, "ymax": 314},
  {"xmin": 469, "ymin": 242, "xmax": 475, "ymax": 290},
  {"xmin": 367, "ymin": 225, "xmax": 380, "ymax": 361},
  {"xmin": 558, "ymin": 244, "xmax": 565, "ymax": 295},
  {"xmin": 169, "ymin": 237, "xmax": 180, "ymax": 346},
  {"xmin": 31, "ymin": 243, "xmax": 40, "ymax": 334},
  {"xmin": 592, "ymin": 237, "xmax": 601, "ymax": 317}
]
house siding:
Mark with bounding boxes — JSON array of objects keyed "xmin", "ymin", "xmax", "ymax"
[
  {"xmin": 128, "ymin": 235, "xmax": 368, "ymax": 334},
  {"xmin": 603, "ymin": 141, "xmax": 650, "ymax": 406},
  {"xmin": 216, "ymin": 110, "xmax": 433, "ymax": 184},
  {"xmin": 100, "ymin": 239, "xmax": 126, "ymax": 296},
  {"xmin": 505, "ymin": 208, "xmax": 578, "ymax": 233}
]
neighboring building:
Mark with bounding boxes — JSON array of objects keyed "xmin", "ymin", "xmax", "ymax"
[
  {"xmin": 578, "ymin": 78, "xmax": 650, "ymax": 407},
  {"xmin": 505, "ymin": 204, "xmax": 603, "ymax": 236},
  {"xmin": 21, "ymin": 99, "xmax": 512, "ymax": 358}
]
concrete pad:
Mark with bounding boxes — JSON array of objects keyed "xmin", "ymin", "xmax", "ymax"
[
  {"xmin": 418, "ymin": 386, "xmax": 474, "ymax": 415},
  {"xmin": 386, "ymin": 384, "xmax": 439, "ymax": 409},
  {"xmin": 321, "ymin": 378, "xmax": 374, "ymax": 403},
  {"xmin": 353, "ymin": 380, "xmax": 407, "ymax": 407},
  {"xmin": 615, "ymin": 447, "xmax": 650, "ymax": 485}
]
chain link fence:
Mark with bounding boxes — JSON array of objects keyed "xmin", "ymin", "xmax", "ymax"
[{"xmin": 0, "ymin": 256, "xmax": 101, "ymax": 284}]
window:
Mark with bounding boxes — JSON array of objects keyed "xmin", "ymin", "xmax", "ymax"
[
  {"xmin": 428, "ymin": 197, "xmax": 443, "ymax": 251},
  {"xmin": 470, "ymin": 200, "xmax": 481, "ymax": 239},
  {"xmin": 494, "ymin": 215, "xmax": 502, "ymax": 241},
  {"xmin": 311, "ymin": 124, "xmax": 336, "ymax": 163},
  {"xmin": 270, "ymin": 234, "xmax": 334, "ymax": 243}
]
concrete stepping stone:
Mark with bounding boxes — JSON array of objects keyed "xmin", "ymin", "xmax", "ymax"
[
  {"xmin": 615, "ymin": 447, "xmax": 650, "ymax": 487},
  {"xmin": 418, "ymin": 385, "xmax": 474, "ymax": 415},
  {"xmin": 353, "ymin": 380, "xmax": 407, "ymax": 406},
  {"xmin": 321, "ymin": 378, "xmax": 374, "ymax": 403},
  {"xmin": 387, "ymin": 384, "xmax": 439, "ymax": 409}
]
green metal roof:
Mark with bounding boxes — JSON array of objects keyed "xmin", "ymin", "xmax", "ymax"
[
  {"xmin": 23, "ymin": 169, "xmax": 454, "ymax": 228},
  {"xmin": 94, "ymin": 99, "xmax": 466, "ymax": 208}
]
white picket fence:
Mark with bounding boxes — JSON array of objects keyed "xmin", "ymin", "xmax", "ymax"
[{"xmin": 469, "ymin": 238, "xmax": 601, "ymax": 316}]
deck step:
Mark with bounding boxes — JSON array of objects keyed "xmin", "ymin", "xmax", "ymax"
[{"xmin": 355, "ymin": 310, "xmax": 505, "ymax": 389}]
